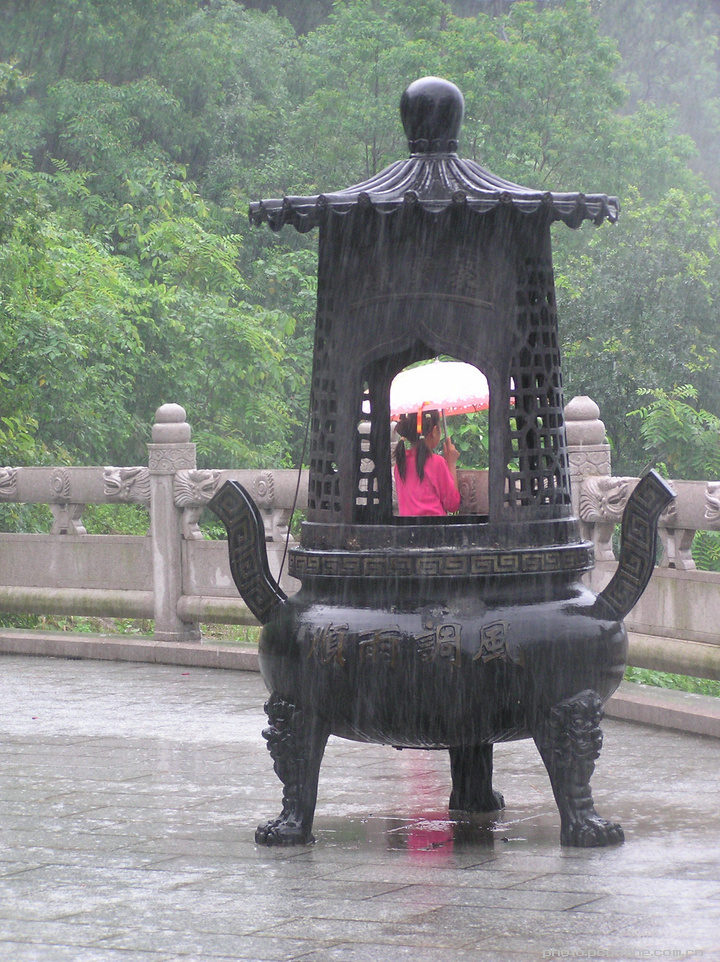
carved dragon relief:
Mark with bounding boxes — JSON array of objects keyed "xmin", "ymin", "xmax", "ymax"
[
  {"xmin": 174, "ymin": 469, "xmax": 222, "ymax": 540},
  {"xmin": 174, "ymin": 469, "xmax": 222, "ymax": 507},
  {"xmin": 0, "ymin": 467, "xmax": 18, "ymax": 501},
  {"xmin": 579, "ymin": 476, "xmax": 634, "ymax": 524},
  {"xmin": 579, "ymin": 477, "xmax": 634, "ymax": 562},
  {"xmin": 705, "ymin": 482, "xmax": 720, "ymax": 528},
  {"xmin": 104, "ymin": 467, "xmax": 151, "ymax": 504},
  {"xmin": 580, "ymin": 475, "xmax": 685, "ymax": 567}
]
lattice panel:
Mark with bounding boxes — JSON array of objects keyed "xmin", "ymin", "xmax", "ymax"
[
  {"xmin": 355, "ymin": 382, "xmax": 380, "ymax": 519},
  {"xmin": 307, "ymin": 291, "xmax": 342, "ymax": 519},
  {"xmin": 505, "ymin": 258, "xmax": 571, "ymax": 510}
]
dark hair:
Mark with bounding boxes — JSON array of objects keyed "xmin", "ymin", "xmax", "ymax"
[{"xmin": 395, "ymin": 410, "xmax": 440, "ymax": 482}]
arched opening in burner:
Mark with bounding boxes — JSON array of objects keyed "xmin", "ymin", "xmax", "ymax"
[
  {"xmin": 350, "ymin": 351, "xmax": 496, "ymax": 525},
  {"xmin": 388, "ymin": 356, "xmax": 491, "ymax": 520}
]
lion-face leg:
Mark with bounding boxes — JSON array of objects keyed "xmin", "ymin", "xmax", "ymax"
[{"xmin": 531, "ymin": 689, "xmax": 624, "ymax": 848}]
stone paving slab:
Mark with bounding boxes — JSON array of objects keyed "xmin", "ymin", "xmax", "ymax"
[{"xmin": 0, "ymin": 655, "xmax": 718, "ymax": 961}]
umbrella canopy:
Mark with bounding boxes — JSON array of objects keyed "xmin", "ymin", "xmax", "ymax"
[{"xmin": 390, "ymin": 360, "xmax": 490, "ymax": 418}]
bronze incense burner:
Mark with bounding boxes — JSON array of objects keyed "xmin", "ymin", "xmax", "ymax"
[{"xmin": 211, "ymin": 77, "xmax": 673, "ymax": 847}]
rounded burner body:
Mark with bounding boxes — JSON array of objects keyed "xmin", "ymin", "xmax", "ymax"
[{"xmin": 260, "ymin": 526, "xmax": 627, "ymax": 748}]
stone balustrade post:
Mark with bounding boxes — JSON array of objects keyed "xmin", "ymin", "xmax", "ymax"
[
  {"xmin": 565, "ymin": 396, "xmax": 613, "ymax": 554},
  {"xmin": 565, "ymin": 397, "xmax": 611, "ymax": 504},
  {"xmin": 148, "ymin": 404, "xmax": 201, "ymax": 642}
]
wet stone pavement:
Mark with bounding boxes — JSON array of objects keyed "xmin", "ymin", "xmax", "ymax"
[{"xmin": 0, "ymin": 655, "xmax": 718, "ymax": 962}]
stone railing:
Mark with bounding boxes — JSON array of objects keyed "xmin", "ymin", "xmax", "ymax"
[
  {"xmin": 566, "ymin": 396, "xmax": 720, "ymax": 682},
  {"xmin": 1, "ymin": 397, "xmax": 719, "ymax": 681},
  {"xmin": 579, "ymin": 474, "xmax": 720, "ymax": 569},
  {"xmin": 0, "ymin": 404, "xmax": 307, "ymax": 642}
]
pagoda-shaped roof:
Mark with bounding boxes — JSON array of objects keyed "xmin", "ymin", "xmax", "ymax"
[{"xmin": 249, "ymin": 77, "xmax": 619, "ymax": 233}]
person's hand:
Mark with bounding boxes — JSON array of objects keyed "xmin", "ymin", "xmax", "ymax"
[{"xmin": 443, "ymin": 436, "xmax": 459, "ymax": 467}]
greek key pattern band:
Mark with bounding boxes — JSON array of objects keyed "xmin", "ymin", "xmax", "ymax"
[
  {"xmin": 208, "ymin": 480, "xmax": 287, "ymax": 626},
  {"xmin": 288, "ymin": 543, "xmax": 593, "ymax": 580},
  {"xmin": 592, "ymin": 469, "xmax": 675, "ymax": 621}
]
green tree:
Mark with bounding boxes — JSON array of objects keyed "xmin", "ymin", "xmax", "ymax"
[
  {"xmin": 0, "ymin": 1, "xmax": 189, "ymax": 87},
  {"xmin": 0, "ymin": 150, "xmax": 298, "ymax": 467},
  {"xmin": 0, "ymin": 156, "xmax": 148, "ymax": 462},
  {"xmin": 629, "ymin": 385, "xmax": 720, "ymax": 480},
  {"xmin": 559, "ymin": 186, "xmax": 720, "ymax": 472},
  {"xmin": 0, "ymin": 0, "xmax": 307, "ymax": 467},
  {"xmin": 437, "ymin": 0, "xmax": 624, "ymax": 189},
  {"xmin": 598, "ymin": 0, "xmax": 720, "ymax": 193},
  {"xmin": 153, "ymin": 0, "xmax": 296, "ymax": 201},
  {"xmin": 3, "ymin": 0, "xmax": 720, "ymax": 484},
  {"xmin": 265, "ymin": 0, "xmax": 444, "ymax": 192}
]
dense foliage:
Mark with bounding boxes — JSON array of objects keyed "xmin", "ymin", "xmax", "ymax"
[{"xmin": 1, "ymin": 0, "xmax": 719, "ymax": 476}]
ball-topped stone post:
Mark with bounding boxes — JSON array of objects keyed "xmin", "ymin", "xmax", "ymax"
[
  {"xmin": 565, "ymin": 396, "xmax": 610, "ymax": 489},
  {"xmin": 564, "ymin": 396, "xmax": 612, "ymax": 543},
  {"xmin": 148, "ymin": 403, "xmax": 201, "ymax": 643}
]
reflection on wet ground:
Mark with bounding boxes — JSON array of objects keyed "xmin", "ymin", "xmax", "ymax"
[{"xmin": 0, "ymin": 656, "xmax": 717, "ymax": 961}]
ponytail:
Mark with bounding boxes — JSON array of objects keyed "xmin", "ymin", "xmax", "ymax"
[
  {"xmin": 415, "ymin": 440, "xmax": 432, "ymax": 482},
  {"xmin": 395, "ymin": 410, "xmax": 440, "ymax": 482},
  {"xmin": 395, "ymin": 437, "xmax": 407, "ymax": 481}
]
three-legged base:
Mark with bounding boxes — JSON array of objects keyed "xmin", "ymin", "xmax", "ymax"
[{"xmin": 254, "ymin": 687, "xmax": 623, "ymax": 849}]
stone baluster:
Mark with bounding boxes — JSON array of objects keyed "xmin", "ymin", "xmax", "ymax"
[
  {"xmin": 148, "ymin": 404, "xmax": 200, "ymax": 642},
  {"xmin": 658, "ymin": 520, "xmax": 694, "ymax": 570},
  {"xmin": 48, "ymin": 467, "xmax": 87, "ymax": 534},
  {"xmin": 658, "ymin": 481, "xmax": 705, "ymax": 571},
  {"xmin": 251, "ymin": 470, "xmax": 294, "ymax": 542},
  {"xmin": 49, "ymin": 502, "xmax": 87, "ymax": 535}
]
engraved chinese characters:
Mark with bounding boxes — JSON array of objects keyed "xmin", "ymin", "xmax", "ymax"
[{"xmin": 304, "ymin": 617, "xmax": 509, "ymax": 669}]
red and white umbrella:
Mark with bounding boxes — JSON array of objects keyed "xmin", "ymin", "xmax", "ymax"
[{"xmin": 390, "ymin": 360, "xmax": 490, "ymax": 419}]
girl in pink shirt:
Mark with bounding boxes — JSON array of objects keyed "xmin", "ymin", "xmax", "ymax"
[{"xmin": 394, "ymin": 410, "xmax": 461, "ymax": 516}]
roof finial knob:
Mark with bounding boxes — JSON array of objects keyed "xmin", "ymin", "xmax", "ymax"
[{"xmin": 400, "ymin": 77, "xmax": 464, "ymax": 155}]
